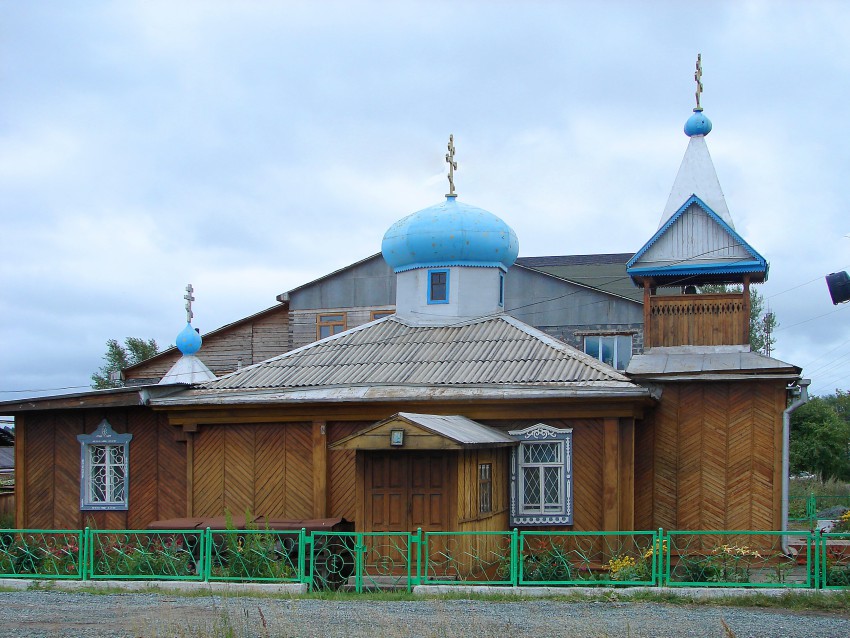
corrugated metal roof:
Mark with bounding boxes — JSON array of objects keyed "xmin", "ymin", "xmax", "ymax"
[
  {"xmin": 199, "ymin": 315, "xmax": 634, "ymax": 393},
  {"xmin": 395, "ymin": 413, "xmax": 517, "ymax": 446},
  {"xmin": 626, "ymin": 346, "xmax": 800, "ymax": 378}
]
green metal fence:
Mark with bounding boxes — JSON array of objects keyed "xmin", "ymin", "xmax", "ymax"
[
  {"xmin": 664, "ymin": 531, "xmax": 811, "ymax": 588},
  {"xmin": 0, "ymin": 530, "xmax": 84, "ymax": 579},
  {"xmin": 519, "ymin": 531, "xmax": 660, "ymax": 587},
  {"xmin": 0, "ymin": 526, "xmax": 846, "ymax": 590}
]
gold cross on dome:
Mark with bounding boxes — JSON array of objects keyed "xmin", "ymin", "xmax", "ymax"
[
  {"xmin": 445, "ymin": 134, "xmax": 458, "ymax": 197},
  {"xmin": 694, "ymin": 53, "xmax": 703, "ymax": 110},
  {"xmin": 184, "ymin": 283, "xmax": 195, "ymax": 323}
]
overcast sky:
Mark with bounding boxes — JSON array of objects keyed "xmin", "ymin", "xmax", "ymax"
[{"xmin": 1, "ymin": 1, "xmax": 849, "ymax": 404}]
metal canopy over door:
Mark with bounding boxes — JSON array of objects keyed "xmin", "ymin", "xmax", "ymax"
[{"xmin": 365, "ymin": 452, "xmax": 451, "ymax": 533}]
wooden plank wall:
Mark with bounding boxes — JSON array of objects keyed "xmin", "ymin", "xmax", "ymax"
[
  {"xmin": 649, "ymin": 294, "xmax": 748, "ymax": 347},
  {"xmin": 21, "ymin": 408, "xmax": 186, "ymax": 529},
  {"xmin": 125, "ymin": 307, "xmax": 290, "ymax": 381},
  {"xmin": 327, "ymin": 421, "xmax": 368, "ymax": 522},
  {"xmin": 289, "ymin": 308, "xmax": 393, "ymax": 350},
  {"xmin": 191, "ymin": 423, "xmax": 314, "ymax": 519},
  {"xmin": 634, "ymin": 381, "xmax": 786, "ymax": 531},
  {"xmin": 457, "ymin": 448, "xmax": 509, "ymax": 533}
]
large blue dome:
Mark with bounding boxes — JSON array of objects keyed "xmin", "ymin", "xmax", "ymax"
[{"xmin": 382, "ymin": 196, "xmax": 519, "ymax": 273}]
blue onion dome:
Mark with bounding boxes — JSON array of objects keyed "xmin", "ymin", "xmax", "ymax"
[
  {"xmin": 684, "ymin": 108, "xmax": 712, "ymax": 137},
  {"xmin": 176, "ymin": 322, "xmax": 202, "ymax": 355},
  {"xmin": 382, "ymin": 196, "xmax": 519, "ymax": 273}
]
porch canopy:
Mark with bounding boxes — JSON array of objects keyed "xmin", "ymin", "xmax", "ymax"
[{"xmin": 330, "ymin": 412, "xmax": 517, "ymax": 451}]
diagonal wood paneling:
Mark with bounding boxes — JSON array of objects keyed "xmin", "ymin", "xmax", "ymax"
[
  {"xmin": 726, "ymin": 383, "xmax": 754, "ymax": 530},
  {"xmin": 633, "ymin": 413, "xmax": 655, "ymax": 530},
  {"xmin": 701, "ymin": 384, "xmax": 728, "ymax": 530},
  {"xmin": 223, "ymin": 425, "xmax": 255, "ymax": 516},
  {"xmin": 193, "ymin": 426, "xmax": 225, "ymax": 517},
  {"xmin": 254, "ymin": 425, "xmax": 286, "ymax": 517},
  {"xmin": 677, "ymin": 384, "xmax": 704, "ymax": 530},
  {"xmin": 653, "ymin": 385, "xmax": 680, "ymax": 530},
  {"xmin": 328, "ymin": 422, "xmax": 363, "ymax": 521},
  {"xmin": 25, "ymin": 414, "xmax": 55, "ymax": 529},
  {"xmin": 285, "ymin": 424, "xmax": 313, "ymax": 518},
  {"xmin": 156, "ymin": 414, "xmax": 186, "ymax": 521},
  {"xmin": 572, "ymin": 419, "xmax": 603, "ymax": 531},
  {"xmin": 128, "ymin": 410, "xmax": 158, "ymax": 529},
  {"xmin": 53, "ymin": 413, "xmax": 85, "ymax": 529}
]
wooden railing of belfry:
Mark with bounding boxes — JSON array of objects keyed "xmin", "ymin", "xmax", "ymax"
[{"xmin": 646, "ymin": 292, "xmax": 749, "ymax": 348}]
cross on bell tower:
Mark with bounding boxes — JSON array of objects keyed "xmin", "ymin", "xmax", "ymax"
[{"xmin": 184, "ymin": 284, "xmax": 195, "ymax": 324}]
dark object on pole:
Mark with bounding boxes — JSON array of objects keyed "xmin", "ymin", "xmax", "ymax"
[{"xmin": 826, "ymin": 271, "xmax": 850, "ymax": 305}]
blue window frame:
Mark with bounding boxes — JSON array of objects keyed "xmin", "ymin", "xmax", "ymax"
[
  {"xmin": 428, "ymin": 269, "xmax": 449, "ymax": 304},
  {"xmin": 498, "ymin": 271, "xmax": 505, "ymax": 307}
]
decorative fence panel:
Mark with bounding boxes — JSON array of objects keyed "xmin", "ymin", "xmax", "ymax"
[
  {"xmin": 664, "ymin": 531, "xmax": 811, "ymax": 588},
  {"xmin": 519, "ymin": 531, "xmax": 660, "ymax": 587},
  {"xmin": 206, "ymin": 528, "xmax": 302, "ymax": 583},
  {"xmin": 0, "ymin": 526, "xmax": 845, "ymax": 590},
  {"xmin": 0, "ymin": 530, "xmax": 84, "ymax": 579},
  {"xmin": 87, "ymin": 529, "xmax": 204, "ymax": 581}
]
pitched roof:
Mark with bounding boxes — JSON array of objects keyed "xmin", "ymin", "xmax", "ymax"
[
  {"xmin": 153, "ymin": 315, "xmax": 646, "ymax": 406},
  {"xmin": 515, "ymin": 254, "xmax": 641, "ymax": 302}
]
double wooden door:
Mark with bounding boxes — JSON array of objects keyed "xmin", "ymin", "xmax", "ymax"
[{"xmin": 364, "ymin": 452, "xmax": 451, "ymax": 533}]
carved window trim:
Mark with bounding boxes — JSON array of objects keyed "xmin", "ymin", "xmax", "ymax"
[
  {"xmin": 77, "ymin": 419, "xmax": 133, "ymax": 511},
  {"xmin": 509, "ymin": 423, "xmax": 573, "ymax": 526}
]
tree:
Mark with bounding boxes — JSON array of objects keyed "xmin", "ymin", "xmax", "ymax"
[
  {"xmin": 790, "ymin": 396, "xmax": 850, "ymax": 483},
  {"xmin": 698, "ymin": 285, "xmax": 777, "ymax": 354},
  {"xmin": 91, "ymin": 337, "xmax": 159, "ymax": 389}
]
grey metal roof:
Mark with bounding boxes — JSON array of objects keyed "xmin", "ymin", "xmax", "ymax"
[
  {"xmin": 515, "ymin": 254, "xmax": 642, "ymax": 302},
  {"xmin": 626, "ymin": 345, "xmax": 801, "ymax": 380},
  {"xmin": 205, "ymin": 315, "xmax": 632, "ymax": 388},
  {"xmin": 154, "ymin": 315, "xmax": 645, "ymax": 405},
  {"xmin": 394, "ymin": 413, "xmax": 517, "ymax": 446}
]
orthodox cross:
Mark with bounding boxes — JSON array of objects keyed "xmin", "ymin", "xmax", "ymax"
[
  {"xmin": 184, "ymin": 283, "xmax": 195, "ymax": 323},
  {"xmin": 694, "ymin": 53, "xmax": 703, "ymax": 110},
  {"xmin": 445, "ymin": 134, "xmax": 458, "ymax": 197}
]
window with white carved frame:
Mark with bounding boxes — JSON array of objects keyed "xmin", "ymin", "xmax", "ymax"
[
  {"xmin": 77, "ymin": 419, "xmax": 133, "ymax": 511},
  {"xmin": 509, "ymin": 424, "xmax": 572, "ymax": 526}
]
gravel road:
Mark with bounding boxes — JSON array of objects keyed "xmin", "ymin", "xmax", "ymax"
[{"xmin": 1, "ymin": 590, "xmax": 849, "ymax": 637}]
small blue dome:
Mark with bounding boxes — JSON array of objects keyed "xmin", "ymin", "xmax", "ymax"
[
  {"xmin": 684, "ymin": 109, "xmax": 712, "ymax": 137},
  {"xmin": 381, "ymin": 196, "xmax": 519, "ymax": 273},
  {"xmin": 176, "ymin": 322, "xmax": 202, "ymax": 355}
]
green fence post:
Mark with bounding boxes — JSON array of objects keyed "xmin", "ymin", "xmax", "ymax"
[
  {"xmin": 202, "ymin": 528, "xmax": 211, "ymax": 582},
  {"xmin": 815, "ymin": 529, "xmax": 822, "ymax": 590},
  {"xmin": 303, "ymin": 529, "xmax": 313, "ymax": 591},
  {"xmin": 808, "ymin": 493, "xmax": 817, "ymax": 530},
  {"xmin": 660, "ymin": 528, "xmax": 669, "ymax": 588},
  {"xmin": 355, "ymin": 533, "xmax": 364, "ymax": 593},
  {"xmin": 81, "ymin": 527, "xmax": 89, "ymax": 581},
  {"xmin": 298, "ymin": 528, "xmax": 306, "ymax": 588},
  {"xmin": 416, "ymin": 527, "xmax": 420, "ymax": 585},
  {"xmin": 510, "ymin": 529, "xmax": 519, "ymax": 588}
]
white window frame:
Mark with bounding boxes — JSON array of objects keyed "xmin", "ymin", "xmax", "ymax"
[
  {"xmin": 509, "ymin": 423, "xmax": 572, "ymax": 526},
  {"xmin": 583, "ymin": 334, "xmax": 632, "ymax": 370},
  {"xmin": 77, "ymin": 419, "xmax": 132, "ymax": 511}
]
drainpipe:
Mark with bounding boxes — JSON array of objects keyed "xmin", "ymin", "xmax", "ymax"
[{"xmin": 782, "ymin": 377, "xmax": 810, "ymax": 554}]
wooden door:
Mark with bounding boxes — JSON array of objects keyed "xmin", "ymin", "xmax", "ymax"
[{"xmin": 365, "ymin": 452, "xmax": 451, "ymax": 532}]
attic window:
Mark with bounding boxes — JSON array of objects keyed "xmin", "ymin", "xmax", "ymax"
[
  {"xmin": 77, "ymin": 419, "xmax": 132, "ymax": 511},
  {"xmin": 317, "ymin": 313, "xmax": 347, "ymax": 339},
  {"xmin": 428, "ymin": 269, "xmax": 449, "ymax": 304}
]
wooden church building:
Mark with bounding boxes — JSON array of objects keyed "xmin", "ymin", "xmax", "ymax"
[{"xmin": 2, "ymin": 86, "xmax": 802, "ymax": 536}]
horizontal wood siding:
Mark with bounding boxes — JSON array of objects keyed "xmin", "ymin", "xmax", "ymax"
[
  {"xmin": 21, "ymin": 408, "xmax": 186, "ymax": 529},
  {"xmin": 643, "ymin": 381, "xmax": 785, "ymax": 531},
  {"xmin": 192, "ymin": 423, "xmax": 313, "ymax": 519},
  {"xmin": 125, "ymin": 307, "xmax": 289, "ymax": 381},
  {"xmin": 649, "ymin": 293, "xmax": 748, "ymax": 347},
  {"xmin": 289, "ymin": 308, "xmax": 393, "ymax": 350}
]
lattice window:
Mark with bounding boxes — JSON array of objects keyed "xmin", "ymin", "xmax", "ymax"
[
  {"xmin": 509, "ymin": 424, "xmax": 572, "ymax": 526},
  {"xmin": 78, "ymin": 419, "xmax": 132, "ymax": 511},
  {"xmin": 478, "ymin": 463, "xmax": 492, "ymax": 514}
]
